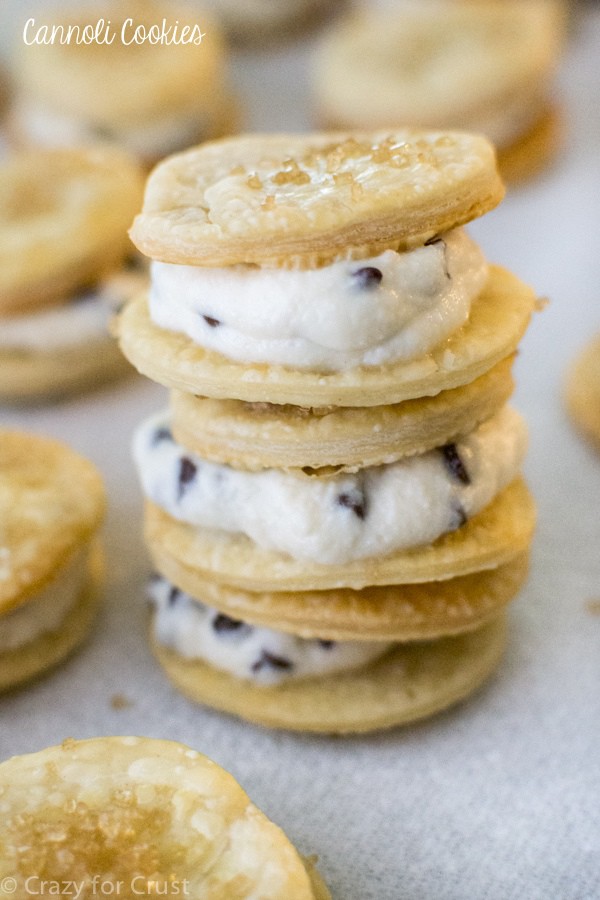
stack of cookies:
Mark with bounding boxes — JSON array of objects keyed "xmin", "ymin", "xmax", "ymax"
[{"xmin": 118, "ymin": 131, "xmax": 537, "ymax": 733}]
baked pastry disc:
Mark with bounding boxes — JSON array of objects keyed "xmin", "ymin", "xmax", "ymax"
[
  {"xmin": 144, "ymin": 477, "xmax": 536, "ymax": 592},
  {"xmin": 148, "ymin": 549, "xmax": 529, "ymax": 641},
  {"xmin": 0, "ymin": 736, "xmax": 329, "ymax": 899},
  {"xmin": 170, "ymin": 355, "xmax": 515, "ymax": 471},
  {"xmin": 118, "ymin": 265, "xmax": 535, "ymax": 407},
  {"xmin": 0, "ymin": 147, "xmax": 144, "ymax": 315},
  {"xmin": 0, "ymin": 545, "xmax": 102, "ymax": 693},
  {"xmin": 565, "ymin": 334, "xmax": 600, "ymax": 449},
  {"xmin": 129, "ymin": 130, "xmax": 504, "ymax": 268},
  {"xmin": 151, "ymin": 615, "xmax": 507, "ymax": 733}
]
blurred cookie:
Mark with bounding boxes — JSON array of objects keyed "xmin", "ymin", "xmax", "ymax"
[
  {"xmin": 312, "ymin": 2, "xmax": 565, "ymax": 183},
  {"xmin": 203, "ymin": 0, "xmax": 341, "ymax": 43},
  {"xmin": 565, "ymin": 335, "xmax": 600, "ymax": 450},
  {"xmin": 0, "ymin": 147, "xmax": 145, "ymax": 402},
  {"xmin": 0, "ymin": 430, "xmax": 105, "ymax": 691},
  {"xmin": 0, "ymin": 736, "xmax": 330, "ymax": 897},
  {"xmin": 12, "ymin": 1, "xmax": 235, "ymax": 167}
]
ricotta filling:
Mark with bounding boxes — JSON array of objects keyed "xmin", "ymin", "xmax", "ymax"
[
  {"xmin": 133, "ymin": 405, "xmax": 527, "ymax": 566},
  {"xmin": 148, "ymin": 228, "xmax": 488, "ymax": 372},
  {"xmin": 149, "ymin": 575, "xmax": 391, "ymax": 685}
]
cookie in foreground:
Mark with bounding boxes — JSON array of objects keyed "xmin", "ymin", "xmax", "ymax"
[
  {"xmin": 0, "ymin": 736, "xmax": 330, "ymax": 899},
  {"xmin": 565, "ymin": 335, "xmax": 600, "ymax": 450},
  {"xmin": 0, "ymin": 146, "xmax": 145, "ymax": 402},
  {"xmin": 0, "ymin": 431, "xmax": 105, "ymax": 691}
]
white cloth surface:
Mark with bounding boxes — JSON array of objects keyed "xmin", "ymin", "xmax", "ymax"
[{"xmin": 0, "ymin": 5, "xmax": 599, "ymax": 899}]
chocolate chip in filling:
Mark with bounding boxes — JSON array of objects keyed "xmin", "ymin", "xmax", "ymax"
[
  {"xmin": 212, "ymin": 613, "xmax": 251, "ymax": 637},
  {"xmin": 152, "ymin": 425, "xmax": 173, "ymax": 445},
  {"xmin": 351, "ymin": 266, "xmax": 383, "ymax": 290},
  {"xmin": 337, "ymin": 486, "xmax": 368, "ymax": 520},
  {"xmin": 251, "ymin": 651, "xmax": 293, "ymax": 675},
  {"xmin": 177, "ymin": 456, "xmax": 198, "ymax": 499},
  {"xmin": 441, "ymin": 443, "xmax": 471, "ymax": 485},
  {"xmin": 424, "ymin": 236, "xmax": 450, "ymax": 279},
  {"xmin": 168, "ymin": 585, "xmax": 182, "ymax": 606},
  {"xmin": 202, "ymin": 314, "xmax": 221, "ymax": 328}
]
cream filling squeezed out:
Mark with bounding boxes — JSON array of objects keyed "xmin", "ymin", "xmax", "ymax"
[
  {"xmin": 149, "ymin": 576, "xmax": 391, "ymax": 685},
  {"xmin": 133, "ymin": 406, "xmax": 527, "ymax": 566},
  {"xmin": 148, "ymin": 228, "xmax": 488, "ymax": 372}
]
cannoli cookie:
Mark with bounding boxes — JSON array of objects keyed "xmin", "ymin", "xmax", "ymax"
[
  {"xmin": 149, "ymin": 577, "xmax": 508, "ymax": 733},
  {"xmin": 0, "ymin": 736, "xmax": 330, "ymax": 898},
  {"xmin": 565, "ymin": 335, "xmax": 600, "ymax": 450},
  {"xmin": 0, "ymin": 147, "xmax": 146, "ymax": 402},
  {"xmin": 12, "ymin": 1, "xmax": 235, "ymax": 167},
  {"xmin": 0, "ymin": 431, "xmax": 105, "ymax": 691},
  {"xmin": 312, "ymin": 2, "xmax": 565, "ymax": 183}
]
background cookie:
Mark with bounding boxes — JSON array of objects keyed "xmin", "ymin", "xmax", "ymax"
[
  {"xmin": 565, "ymin": 334, "xmax": 600, "ymax": 449},
  {"xmin": 312, "ymin": 2, "xmax": 565, "ymax": 183},
  {"xmin": 0, "ymin": 147, "xmax": 144, "ymax": 315},
  {"xmin": 12, "ymin": 1, "xmax": 235, "ymax": 166},
  {"xmin": 0, "ymin": 430, "xmax": 106, "ymax": 689},
  {"xmin": 0, "ymin": 736, "xmax": 329, "ymax": 898}
]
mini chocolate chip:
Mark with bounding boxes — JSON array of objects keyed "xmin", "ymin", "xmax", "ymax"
[
  {"xmin": 424, "ymin": 236, "xmax": 451, "ymax": 279},
  {"xmin": 203, "ymin": 314, "xmax": 221, "ymax": 328},
  {"xmin": 178, "ymin": 456, "xmax": 197, "ymax": 499},
  {"xmin": 338, "ymin": 487, "xmax": 368, "ymax": 520},
  {"xmin": 251, "ymin": 651, "xmax": 293, "ymax": 674},
  {"xmin": 152, "ymin": 426, "xmax": 173, "ymax": 445},
  {"xmin": 450, "ymin": 499, "xmax": 468, "ymax": 530},
  {"xmin": 319, "ymin": 640, "xmax": 335, "ymax": 650},
  {"xmin": 425, "ymin": 235, "xmax": 443, "ymax": 246},
  {"xmin": 441, "ymin": 444, "xmax": 471, "ymax": 485},
  {"xmin": 168, "ymin": 586, "xmax": 182, "ymax": 606},
  {"xmin": 213, "ymin": 613, "xmax": 247, "ymax": 633},
  {"xmin": 352, "ymin": 266, "xmax": 383, "ymax": 289}
]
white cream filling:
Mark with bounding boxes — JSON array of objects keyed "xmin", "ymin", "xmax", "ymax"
[
  {"xmin": 149, "ymin": 228, "xmax": 488, "ymax": 372},
  {"xmin": 0, "ymin": 269, "xmax": 145, "ymax": 353},
  {"xmin": 0, "ymin": 547, "xmax": 89, "ymax": 653},
  {"xmin": 149, "ymin": 575, "xmax": 391, "ymax": 685},
  {"xmin": 15, "ymin": 100, "xmax": 210, "ymax": 159},
  {"xmin": 133, "ymin": 405, "xmax": 527, "ymax": 566}
]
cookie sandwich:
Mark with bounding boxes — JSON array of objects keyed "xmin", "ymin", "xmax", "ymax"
[
  {"xmin": 0, "ymin": 736, "xmax": 330, "ymax": 899},
  {"xmin": 118, "ymin": 130, "xmax": 537, "ymax": 733},
  {"xmin": 565, "ymin": 335, "xmax": 600, "ymax": 451},
  {"xmin": 0, "ymin": 431, "xmax": 105, "ymax": 691},
  {"xmin": 312, "ymin": 1, "xmax": 566, "ymax": 184},
  {"xmin": 11, "ymin": 1, "xmax": 235, "ymax": 168},
  {"xmin": 0, "ymin": 146, "xmax": 145, "ymax": 402}
]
